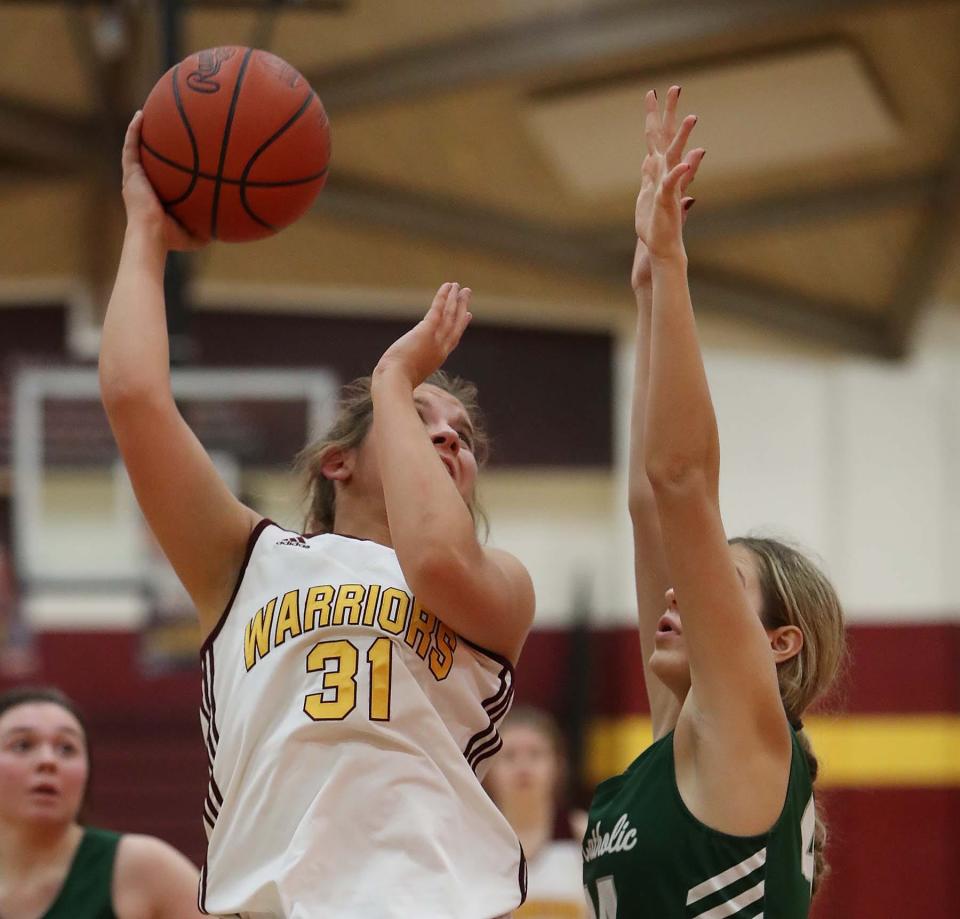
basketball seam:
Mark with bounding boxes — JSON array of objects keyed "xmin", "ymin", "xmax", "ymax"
[
  {"xmin": 162, "ymin": 63, "xmax": 201, "ymax": 208},
  {"xmin": 140, "ymin": 138, "xmax": 329, "ymax": 188},
  {"xmin": 237, "ymin": 90, "xmax": 324, "ymax": 232},
  {"xmin": 210, "ymin": 47, "xmax": 255, "ymax": 240},
  {"xmin": 170, "ymin": 64, "xmax": 200, "ymax": 205}
]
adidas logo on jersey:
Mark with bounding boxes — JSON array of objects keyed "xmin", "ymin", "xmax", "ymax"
[{"xmin": 276, "ymin": 535, "xmax": 310, "ymax": 548}]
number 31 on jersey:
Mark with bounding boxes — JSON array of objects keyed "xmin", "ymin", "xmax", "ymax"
[{"xmin": 303, "ymin": 638, "xmax": 393, "ymax": 721}]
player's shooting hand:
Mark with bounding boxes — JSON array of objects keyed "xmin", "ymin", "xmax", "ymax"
[
  {"xmin": 121, "ymin": 111, "xmax": 204, "ymax": 252},
  {"xmin": 374, "ymin": 283, "xmax": 472, "ymax": 387},
  {"xmin": 633, "ymin": 87, "xmax": 702, "ymax": 279}
]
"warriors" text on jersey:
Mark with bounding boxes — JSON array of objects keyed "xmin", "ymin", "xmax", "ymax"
[{"xmin": 242, "ymin": 582, "xmax": 457, "ymax": 681}]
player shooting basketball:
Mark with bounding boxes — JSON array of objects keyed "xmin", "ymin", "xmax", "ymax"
[{"xmin": 99, "ymin": 113, "xmax": 534, "ymax": 918}]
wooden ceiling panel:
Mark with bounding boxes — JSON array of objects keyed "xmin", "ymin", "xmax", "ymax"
[
  {"xmin": 841, "ymin": 1, "xmax": 960, "ymax": 160},
  {"xmin": 939, "ymin": 260, "xmax": 960, "ymax": 306},
  {"xmin": 843, "ymin": 1, "xmax": 960, "ymax": 129},
  {"xmin": 184, "ymin": 9, "xmax": 261, "ymax": 59},
  {"xmin": 690, "ymin": 207, "xmax": 927, "ymax": 312},
  {"xmin": 0, "ymin": 6, "xmax": 91, "ymax": 113},
  {"xmin": 0, "ymin": 179, "xmax": 87, "ymax": 278},
  {"xmin": 325, "ymin": 3, "xmax": 960, "ymax": 226},
  {"xmin": 0, "ymin": 1, "xmax": 955, "ymax": 354},
  {"xmin": 527, "ymin": 2, "xmax": 960, "ymax": 209},
  {"xmin": 526, "ymin": 44, "xmax": 901, "ymax": 199},
  {"xmin": 329, "ymin": 86, "xmax": 581, "ymax": 224},
  {"xmin": 188, "ymin": 0, "xmax": 594, "ymax": 73},
  {"xmin": 198, "ymin": 211, "xmax": 624, "ymax": 312}
]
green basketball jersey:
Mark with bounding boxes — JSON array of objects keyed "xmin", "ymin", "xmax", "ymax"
[
  {"xmin": 43, "ymin": 827, "xmax": 120, "ymax": 919},
  {"xmin": 583, "ymin": 728, "xmax": 814, "ymax": 919}
]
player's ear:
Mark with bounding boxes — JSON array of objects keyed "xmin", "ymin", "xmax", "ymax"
[
  {"xmin": 768, "ymin": 624, "xmax": 803, "ymax": 665},
  {"xmin": 320, "ymin": 447, "xmax": 354, "ymax": 483}
]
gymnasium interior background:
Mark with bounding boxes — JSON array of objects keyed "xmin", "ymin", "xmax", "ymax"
[{"xmin": 1, "ymin": 1, "xmax": 959, "ymax": 916}]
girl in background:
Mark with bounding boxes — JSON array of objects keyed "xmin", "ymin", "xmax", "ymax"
[{"xmin": 0, "ymin": 686, "xmax": 204, "ymax": 919}]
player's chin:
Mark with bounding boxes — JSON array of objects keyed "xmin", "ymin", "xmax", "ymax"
[
  {"xmin": 22, "ymin": 801, "xmax": 74, "ymax": 825},
  {"xmin": 649, "ymin": 645, "xmax": 690, "ymax": 689}
]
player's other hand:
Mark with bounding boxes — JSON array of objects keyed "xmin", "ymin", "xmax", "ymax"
[
  {"xmin": 374, "ymin": 283, "xmax": 472, "ymax": 387},
  {"xmin": 121, "ymin": 111, "xmax": 204, "ymax": 252}
]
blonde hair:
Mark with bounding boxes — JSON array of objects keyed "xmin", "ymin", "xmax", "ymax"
[
  {"xmin": 730, "ymin": 536, "xmax": 847, "ymax": 896},
  {"xmin": 297, "ymin": 370, "xmax": 489, "ymax": 535}
]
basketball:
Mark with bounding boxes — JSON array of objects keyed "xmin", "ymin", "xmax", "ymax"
[{"xmin": 140, "ymin": 46, "xmax": 331, "ymax": 243}]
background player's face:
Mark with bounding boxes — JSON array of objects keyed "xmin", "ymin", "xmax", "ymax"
[
  {"xmin": 649, "ymin": 544, "xmax": 768, "ymax": 696},
  {"xmin": 486, "ymin": 723, "xmax": 559, "ymax": 808},
  {"xmin": 353, "ymin": 383, "xmax": 479, "ymax": 507},
  {"xmin": 0, "ymin": 702, "xmax": 88, "ymax": 828}
]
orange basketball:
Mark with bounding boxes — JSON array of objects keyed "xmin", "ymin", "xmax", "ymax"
[{"xmin": 140, "ymin": 46, "xmax": 331, "ymax": 243}]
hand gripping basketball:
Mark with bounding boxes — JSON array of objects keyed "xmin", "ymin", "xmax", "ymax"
[
  {"xmin": 122, "ymin": 111, "xmax": 203, "ymax": 252},
  {"xmin": 139, "ymin": 46, "xmax": 331, "ymax": 243}
]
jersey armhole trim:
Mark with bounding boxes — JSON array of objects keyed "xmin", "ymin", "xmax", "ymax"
[
  {"xmin": 518, "ymin": 844, "xmax": 528, "ymax": 905},
  {"xmin": 461, "ymin": 636, "xmax": 517, "ymax": 678},
  {"xmin": 199, "ymin": 517, "xmax": 273, "ymax": 656},
  {"xmin": 668, "ymin": 723, "xmax": 799, "ymax": 842}
]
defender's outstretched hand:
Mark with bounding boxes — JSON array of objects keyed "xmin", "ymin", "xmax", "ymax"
[
  {"xmin": 374, "ymin": 282, "xmax": 472, "ymax": 386},
  {"xmin": 121, "ymin": 111, "xmax": 204, "ymax": 252},
  {"xmin": 633, "ymin": 86, "xmax": 703, "ymax": 279}
]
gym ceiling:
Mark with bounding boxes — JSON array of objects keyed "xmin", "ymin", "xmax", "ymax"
[{"xmin": 1, "ymin": 0, "xmax": 959, "ymax": 358}]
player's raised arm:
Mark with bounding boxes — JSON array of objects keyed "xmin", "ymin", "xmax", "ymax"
[
  {"xmin": 628, "ymin": 85, "xmax": 704, "ymax": 741},
  {"xmin": 640, "ymin": 91, "xmax": 789, "ymax": 751},
  {"xmin": 369, "ymin": 284, "xmax": 535, "ymax": 663},
  {"xmin": 99, "ymin": 112, "xmax": 260, "ymax": 634}
]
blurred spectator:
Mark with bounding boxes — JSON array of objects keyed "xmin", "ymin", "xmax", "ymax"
[
  {"xmin": 486, "ymin": 707, "xmax": 586, "ymax": 919},
  {"xmin": 0, "ymin": 686, "xmax": 204, "ymax": 918}
]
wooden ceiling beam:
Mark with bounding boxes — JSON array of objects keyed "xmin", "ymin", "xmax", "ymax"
[
  {"xmin": 318, "ymin": 173, "xmax": 624, "ymax": 276},
  {"xmin": 317, "ymin": 174, "xmax": 891, "ymax": 355},
  {"xmin": 581, "ymin": 171, "xmax": 943, "ymax": 252},
  {"xmin": 689, "ymin": 268, "xmax": 892, "ymax": 356},
  {"xmin": 0, "ymin": 97, "xmax": 97, "ymax": 171},
  {"xmin": 883, "ymin": 121, "xmax": 960, "ymax": 357},
  {"xmin": 321, "ymin": 169, "xmax": 943, "ymax": 259},
  {"xmin": 682, "ymin": 171, "xmax": 941, "ymax": 244},
  {"xmin": 3, "ymin": 1, "xmax": 346, "ymax": 7},
  {"xmin": 306, "ymin": 0, "xmax": 913, "ymax": 114}
]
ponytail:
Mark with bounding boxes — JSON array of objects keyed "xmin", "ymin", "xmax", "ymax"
[{"xmin": 795, "ymin": 726, "xmax": 829, "ymax": 894}]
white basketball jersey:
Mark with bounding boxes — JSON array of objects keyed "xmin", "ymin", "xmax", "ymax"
[{"xmin": 198, "ymin": 522, "xmax": 526, "ymax": 918}]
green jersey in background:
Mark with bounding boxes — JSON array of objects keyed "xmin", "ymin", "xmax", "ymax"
[{"xmin": 43, "ymin": 826, "xmax": 120, "ymax": 919}]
